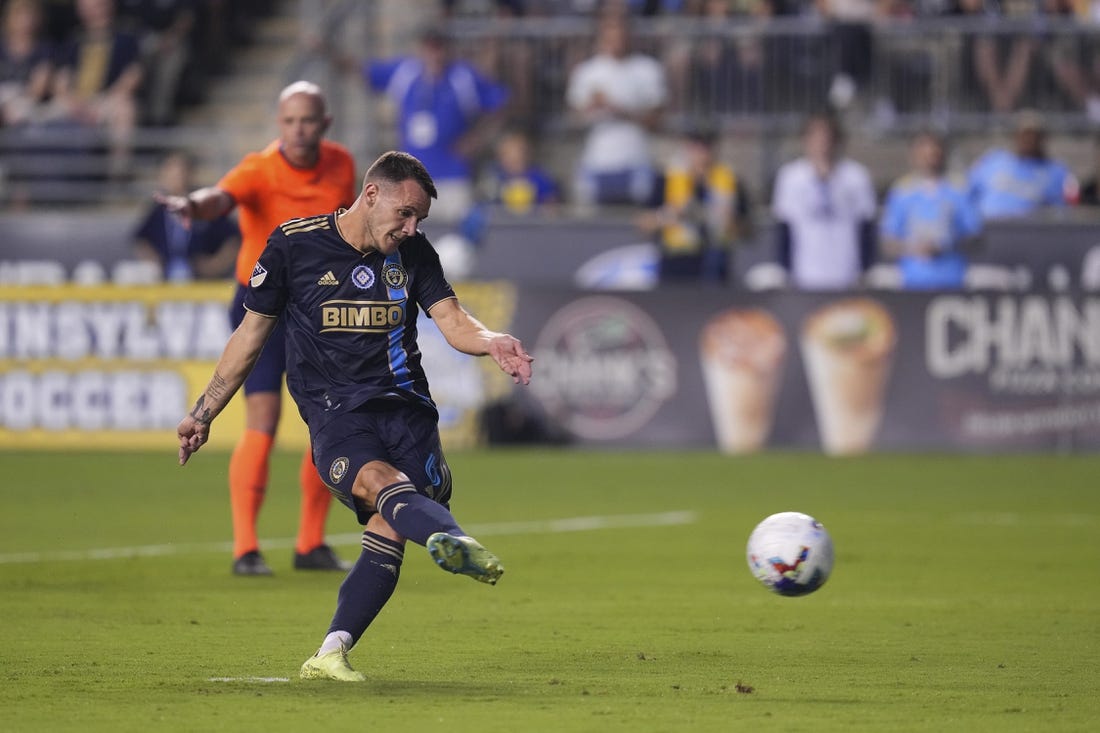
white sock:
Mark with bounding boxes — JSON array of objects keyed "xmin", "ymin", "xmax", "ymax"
[{"xmin": 318, "ymin": 630, "xmax": 353, "ymax": 655}]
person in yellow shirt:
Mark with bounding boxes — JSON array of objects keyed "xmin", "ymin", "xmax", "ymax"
[
  {"xmin": 637, "ymin": 128, "xmax": 750, "ymax": 284},
  {"xmin": 50, "ymin": 0, "xmax": 142, "ymax": 179}
]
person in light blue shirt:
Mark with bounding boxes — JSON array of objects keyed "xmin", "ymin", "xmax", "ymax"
[
  {"xmin": 881, "ymin": 131, "xmax": 982, "ymax": 290},
  {"xmin": 967, "ymin": 110, "xmax": 1074, "ymax": 220},
  {"xmin": 364, "ymin": 25, "xmax": 509, "ymax": 221}
]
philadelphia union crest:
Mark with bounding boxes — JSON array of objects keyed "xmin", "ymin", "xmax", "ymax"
[
  {"xmin": 329, "ymin": 457, "xmax": 349, "ymax": 484},
  {"xmin": 382, "ymin": 262, "xmax": 408, "ymax": 289}
]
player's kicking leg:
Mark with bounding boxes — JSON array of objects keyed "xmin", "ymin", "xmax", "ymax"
[
  {"xmin": 366, "ymin": 471, "xmax": 505, "ymax": 585},
  {"xmin": 319, "ymin": 409, "xmax": 507, "ymax": 585},
  {"xmin": 426, "ymin": 532, "xmax": 504, "ymax": 585}
]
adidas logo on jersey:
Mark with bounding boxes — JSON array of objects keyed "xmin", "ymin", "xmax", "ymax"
[{"xmin": 318, "ymin": 271, "xmax": 339, "ymax": 286}]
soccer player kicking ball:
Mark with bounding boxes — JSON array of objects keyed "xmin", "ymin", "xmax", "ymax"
[
  {"xmin": 177, "ymin": 151, "xmax": 534, "ymax": 682},
  {"xmin": 160, "ymin": 80, "xmax": 358, "ymax": 576}
]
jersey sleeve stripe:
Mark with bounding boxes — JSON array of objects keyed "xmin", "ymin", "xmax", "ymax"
[
  {"xmin": 243, "ymin": 305, "xmax": 280, "ymax": 319},
  {"xmin": 280, "ymin": 216, "xmax": 330, "ymax": 235},
  {"xmin": 423, "ymin": 295, "xmax": 458, "ymax": 314}
]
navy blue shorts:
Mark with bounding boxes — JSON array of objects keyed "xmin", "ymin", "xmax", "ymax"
[
  {"xmin": 230, "ymin": 283, "xmax": 286, "ymax": 395},
  {"xmin": 310, "ymin": 401, "xmax": 453, "ymax": 525}
]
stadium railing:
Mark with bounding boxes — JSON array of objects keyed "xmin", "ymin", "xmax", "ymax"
[
  {"xmin": 0, "ymin": 123, "xmax": 243, "ymax": 209},
  {"xmin": 5, "ymin": 15, "xmax": 1098, "ymax": 210},
  {"xmin": 445, "ymin": 14, "xmax": 1100, "ymax": 136}
]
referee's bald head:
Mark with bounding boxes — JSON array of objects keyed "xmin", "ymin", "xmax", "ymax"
[{"xmin": 279, "ymin": 80, "xmax": 327, "ymax": 115}]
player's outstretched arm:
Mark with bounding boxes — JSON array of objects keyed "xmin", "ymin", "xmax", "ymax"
[
  {"xmin": 156, "ymin": 186, "xmax": 235, "ymax": 228},
  {"xmin": 428, "ymin": 298, "xmax": 533, "ymax": 385},
  {"xmin": 177, "ymin": 311, "xmax": 278, "ymax": 465}
]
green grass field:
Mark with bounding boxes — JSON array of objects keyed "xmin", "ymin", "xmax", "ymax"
[{"xmin": 1, "ymin": 449, "xmax": 1097, "ymax": 733}]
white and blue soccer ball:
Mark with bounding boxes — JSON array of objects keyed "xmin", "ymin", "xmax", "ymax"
[{"xmin": 746, "ymin": 512, "xmax": 834, "ymax": 597}]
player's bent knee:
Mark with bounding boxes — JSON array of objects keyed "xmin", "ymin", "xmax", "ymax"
[{"xmin": 351, "ymin": 460, "xmax": 409, "ymax": 509}]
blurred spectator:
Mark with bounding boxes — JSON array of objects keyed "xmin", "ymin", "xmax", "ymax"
[
  {"xmin": 0, "ymin": 0, "xmax": 53, "ymax": 127},
  {"xmin": 566, "ymin": 12, "xmax": 667, "ymax": 207},
  {"xmin": 873, "ymin": 0, "xmax": 935, "ymax": 120},
  {"xmin": 967, "ymin": 109, "xmax": 1075, "ymax": 219},
  {"xmin": 117, "ymin": 0, "xmax": 194, "ymax": 126},
  {"xmin": 771, "ymin": 111, "xmax": 877, "ymax": 290},
  {"xmin": 362, "ymin": 24, "xmax": 509, "ymax": 222},
  {"xmin": 637, "ymin": 126, "xmax": 750, "ymax": 283},
  {"xmin": 484, "ymin": 126, "xmax": 560, "ymax": 213},
  {"xmin": 441, "ymin": 0, "xmax": 520, "ymax": 14},
  {"xmin": 441, "ymin": 1, "xmax": 537, "ymax": 124},
  {"xmin": 50, "ymin": 0, "xmax": 143, "ymax": 179},
  {"xmin": 819, "ymin": 0, "xmax": 876, "ymax": 111},
  {"xmin": 189, "ymin": 0, "xmax": 250, "ymax": 77},
  {"xmin": 952, "ymin": 0, "xmax": 1035, "ymax": 114},
  {"xmin": 1031, "ymin": 0, "xmax": 1100, "ymax": 121},
  {"xmin": 1075, "ymin": 132, "xmax": 1100, "ymax": 207},
  {"xmin": 38, "ymin": 0, "xmax": 78, "ymax": 45},
  {"xmin": 522, "ymin": 0, "xmax": 689, "ymax": 15},
  {"xmin": 133, "ymin": 150, "xmax": 239, "ymax": 281},
  {"xmin": 292, "ymin": 0, "xmax": 360, "ymax": 99},
  {"xmin": 879, "ymin": 131, "xmax": 982, "ymax": 290},
  {"xmin": 758, "ymin": 0, "xmax": 833, "ymax": 113},
  {"xmin": 665, "ymin": 0, "xmax": 763, "ymax": 116}
]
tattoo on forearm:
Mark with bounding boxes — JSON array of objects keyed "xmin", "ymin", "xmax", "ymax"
[
  {"xmin": 190, "ymin": 372, "xmax": 229, "ymax": 425},
  {"xmin": 207, "ymin": 372, "xmax": 229, "ymax": 402},
  {"xmin": 189, "ymin": 394, "xmax": 213, "ymax": 425}
]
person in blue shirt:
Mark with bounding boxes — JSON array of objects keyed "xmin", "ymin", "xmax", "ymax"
[
  {"xmin": 487, "ymin": 126, "xmax": 559, "ymax": 214},
  {"xmin": 881, "ymin": 131, "xmax": 982, "ymax": 290},
  {"xmin": 363, "ymin": 24, "xmax": 509, "ymax": 222},
  {"xmin": 176, "ymin": 151, "xmax": 534, "ymax": 683},
  {"xmin": 133, "ymin": 151, "xmax": 239, "ymax": 281},
  {"xmin": 967, "ymin": 110, "xmax": 1075, "ymax": 220}
]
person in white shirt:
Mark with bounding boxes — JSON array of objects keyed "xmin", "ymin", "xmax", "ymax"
[
  {"xmin": 771, "ymin": 111, "xmax": 877, "ymax": 290},
  {"xmin": 565, "ymin": 12, "xmax": 667, "ymax": 207}
]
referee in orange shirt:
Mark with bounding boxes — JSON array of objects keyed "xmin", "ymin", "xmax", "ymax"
[{"xmin": 159, "ymin": 81, "xmax": 357, "ymax": 575}]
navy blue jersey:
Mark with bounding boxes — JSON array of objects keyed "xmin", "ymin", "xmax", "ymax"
[{"xmin": 243, "ymin": 212, "xmax": 456, "ymax": 430}]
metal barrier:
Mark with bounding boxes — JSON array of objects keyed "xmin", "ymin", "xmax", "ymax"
[
  {"xmin": 5, "ymin": 15, "xmax": 1098, "ymax": 208},
  {"xmin": 446, "ymin": 15, "xmax": 1100, "ymax": 135},
  {"xmin": 0, "ymin": 124, "xmax": 240, "ymax": 208}
]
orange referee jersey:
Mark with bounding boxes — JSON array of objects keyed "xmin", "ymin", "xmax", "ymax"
[{"xmin": 219, "ymin": 139, "xmax": 357, "ymax": 286}]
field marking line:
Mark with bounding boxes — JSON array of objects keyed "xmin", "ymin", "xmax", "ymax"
[
  {"xmin": 952, "ymin": 512, "xmax": 1098, "ymax": 527},
  {"xmin": 0, "ymin": 510, "xmax": 697, "ymax": 565},
  {"xmin": 207, "ymin": 677, "xmax": 290, "ymax": 683}
]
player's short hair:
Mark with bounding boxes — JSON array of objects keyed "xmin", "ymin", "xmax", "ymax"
[{"xmin": 365, "ymin": 151, "xmax": 438, "ymax": 200}]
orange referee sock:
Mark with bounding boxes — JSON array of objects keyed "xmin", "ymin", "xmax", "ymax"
[
  {"xmin": 296, "ymin": 447, "xmax": 333, "ymax": 555},
  {"xmin": 228, "ymin": 429, "xmax": 274, "ymax": 559}
]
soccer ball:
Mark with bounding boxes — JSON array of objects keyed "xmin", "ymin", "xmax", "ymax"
[{"xmin": 746, "ymin": 512, "xmax": 834, "ymax": 597}]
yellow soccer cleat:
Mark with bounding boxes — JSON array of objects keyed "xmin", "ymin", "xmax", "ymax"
[
  {"xmin": 299, "ymin": 650, "xmax": 366, "ymax": 682},
  {"xmin": 426, "ymin": 533, "xmax": 504, "ymax": 585}
]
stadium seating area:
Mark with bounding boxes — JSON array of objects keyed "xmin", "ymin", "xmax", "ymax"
[
  {"xmin": 0, "ymin": 0, "xmax": 276, "ymax": 207},
  {"xmin": 3, "ymin": 1, "xmax": 1100, "ymax": 252}
]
